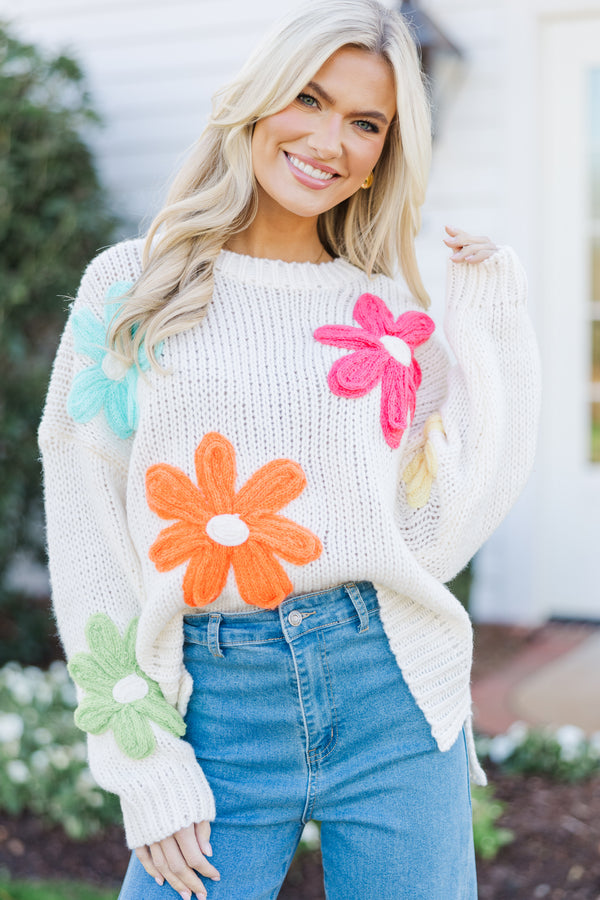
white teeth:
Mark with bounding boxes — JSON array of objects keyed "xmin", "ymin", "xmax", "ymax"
[{"xmin": 288, "ymin": 154, "xmax": 335, "ymax": 181}]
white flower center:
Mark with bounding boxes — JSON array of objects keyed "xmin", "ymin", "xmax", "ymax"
[
  {"xmin": 112, "ymin": 673, "xmax": 149, "ymax": 704},
  {"xmin": 379, "ymin": 335, "xmax": 412, "ymax": 367},
  {"xmin": 206, "ymin": 513, "xmax": 250, "ymax": 546},
  {"xmin": 101, "ymin": 351, "xmax": 130, "ymax": 382}
]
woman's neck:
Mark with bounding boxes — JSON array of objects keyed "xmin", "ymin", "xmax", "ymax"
[{"xmin": 225, "ymin": 200, "xmax": 332, "ymax": 264}]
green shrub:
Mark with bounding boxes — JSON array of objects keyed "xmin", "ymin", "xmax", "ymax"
[
  {"xmin": 470, "ymin": 784, "xmax": 514, "ymax": 860},
  {"xmin": 0, "ymin": 661, "xmax": 122, "ymax": 838},
  {"xmin": 477, "ymin": 722, "xmax": 600, "ymax": 782},
  {"xmin": 0, "ymin": 23, "xmax": 116, "ymax": 665}
]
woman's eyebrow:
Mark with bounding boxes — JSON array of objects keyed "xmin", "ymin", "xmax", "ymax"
[{"xmin": 305, "ymin": 81, "xmax": 390, "ymax": 126}]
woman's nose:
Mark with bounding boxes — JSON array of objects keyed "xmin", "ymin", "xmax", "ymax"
[{"xmin": 307, "ymin": 114, "xmax": 343, "ymax": 160}]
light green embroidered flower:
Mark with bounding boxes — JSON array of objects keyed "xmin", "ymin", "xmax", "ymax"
[{"xmin": 67, "ymin": 614, "xmax": 185, "ymax": 759}]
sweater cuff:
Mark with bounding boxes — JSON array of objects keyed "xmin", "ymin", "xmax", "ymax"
[
  {"xmin": 120, "ymin": 741, "xmax": 216, "ymax": 848},
  {"xmin": 445, "ymin": 245, "xmax": 527, "ymax": 316}
]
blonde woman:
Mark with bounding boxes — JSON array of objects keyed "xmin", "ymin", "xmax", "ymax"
[{"xmin": 39, "ymin": 1, "xmax": 540, "ymax": 897}]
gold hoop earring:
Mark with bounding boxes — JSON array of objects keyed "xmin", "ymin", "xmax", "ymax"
[{"xmin": 361, "ymin": 172, "xmax": 374, "ymax": 190}]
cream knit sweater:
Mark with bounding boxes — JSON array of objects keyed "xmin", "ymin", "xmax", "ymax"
[{"xmin": 39, "ymin": 238, "xmax": 541, "ymax": 849}]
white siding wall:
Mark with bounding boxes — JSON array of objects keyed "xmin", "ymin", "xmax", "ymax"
[
  {"xmin": 1, "ymin": 0, "xmax": 544, "ymax": 621},
  {"xmin": 0, "ymin": 0, "xmax": 308, "ymax": 229}
]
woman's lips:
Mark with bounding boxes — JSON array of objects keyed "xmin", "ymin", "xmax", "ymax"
[{"xmin": 284, "ymin": 152, "xmax": 340, "ymax": 190}]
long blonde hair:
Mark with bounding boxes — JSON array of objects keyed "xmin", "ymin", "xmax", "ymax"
[{"xmin": 110, "ymin": 0, "xmax": 432, "ymax": 368}]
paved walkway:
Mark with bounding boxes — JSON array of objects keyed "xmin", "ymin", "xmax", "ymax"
[{"xmin": 471, "ymin": 623, "xmax": 600, "ymax": 736}]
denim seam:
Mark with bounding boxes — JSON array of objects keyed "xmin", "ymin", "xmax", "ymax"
[
  {"xmin": 304, "ymin": 752, "xmax": 319, "ymax": 824},
  {"xmin": 182, "ymin": 634, "xmax": 286, "ymax": 649},
  {"xmin": 288, "ymin": 641, "xmax": 314, "ymax": 826},
  {"xmin": 314, "ymin": 630, "xmax": 339, "ymax": 762}
]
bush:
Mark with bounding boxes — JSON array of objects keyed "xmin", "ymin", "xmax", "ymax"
[
  {"xmin": 0, "ymin": 661, "xmax": 122, "ymax": 839},
  {"xmin": 0, "ymin": 23, "xmax": 116, "ymax": 665},
  {"xmin": 471, "ymin": 784, "xmax": 514, "ymax": 860},
  {"xmin": 477, "ymin": 721, "xmax": 600, "ymax": 782}
]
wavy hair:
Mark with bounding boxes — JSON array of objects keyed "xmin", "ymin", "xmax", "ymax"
[{"xmin": 109, "ymin": 0, "xmax": 432, "ymax": 368}]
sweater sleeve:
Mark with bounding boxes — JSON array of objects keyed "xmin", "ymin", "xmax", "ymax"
[
  {"xmin": 38, "ymin": 245, "xmax": 216, "ymax": 849},
  {"xmin": 394, "ymin": 245, "xmax": 541, "ymax": 584}
]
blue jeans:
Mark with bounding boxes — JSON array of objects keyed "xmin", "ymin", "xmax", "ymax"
[{"xmin": 119, "ymin": 582, "xmax": 477, "ymax": 899}]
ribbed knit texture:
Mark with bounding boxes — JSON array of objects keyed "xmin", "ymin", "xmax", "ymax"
[{"xmin": 39, "ymin": 238, "xmax": 541, "ymax": 848}]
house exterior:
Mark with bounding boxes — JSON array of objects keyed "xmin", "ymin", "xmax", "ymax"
[{"xmin": 2, "ymin": 0, "xmax": 599, "ymax": 623}]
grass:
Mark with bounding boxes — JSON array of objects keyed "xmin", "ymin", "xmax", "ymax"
[{"xmin": 0, "ymin": 880, "xmax": 118, "ymax": 900}]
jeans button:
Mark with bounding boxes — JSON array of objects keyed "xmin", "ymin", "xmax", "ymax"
[{"xmin": 288, "ymin": 610, "xmax": 303, "ymax": 627}]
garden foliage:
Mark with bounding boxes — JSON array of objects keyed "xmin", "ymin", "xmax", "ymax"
[
  {"xmin": 0, "ymin": 661, "xmax": 121, "ymax": 838},
  {"xmin": 0, "ymin": 23, "xmax": 115, "ymax": 664},
  {"xmin": 478, "ymin": 721, "xmax": 600, "ymax": 782}
]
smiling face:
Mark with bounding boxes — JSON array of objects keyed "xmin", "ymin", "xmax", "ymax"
[{"xmin": 251, "ymin": 46, "xmax": 397, "ymax": 223}]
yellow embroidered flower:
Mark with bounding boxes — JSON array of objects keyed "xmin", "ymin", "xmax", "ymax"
[{"xmin": 402, "ymin": 413, "xmax": 445, "ymax": 509}]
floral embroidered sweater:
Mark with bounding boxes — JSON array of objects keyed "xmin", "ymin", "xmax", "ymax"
[{"xmin": 38, "ymin": 238, "xmax": 541, "ymax": 849}]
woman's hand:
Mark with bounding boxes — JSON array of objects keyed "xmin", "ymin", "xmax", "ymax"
[
  {"xmin": 443, "ymin": 225, "xmax": 498, "ymax": 264},
  {"xmin": 135, "ymin": 821, "xmax": 220, "ymax": 900}
]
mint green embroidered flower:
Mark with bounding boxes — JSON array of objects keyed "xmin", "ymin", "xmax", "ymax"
[
  {"xmin": 67, "ymin": 281, "xmax": 149, "ymax": 440},
  {"xmin": 67, "ymin": 614, "xmax": 185, "ymax": 759}
]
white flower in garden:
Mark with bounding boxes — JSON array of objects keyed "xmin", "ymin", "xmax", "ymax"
[
  {"xmin": 6, "ymin": 671, "xmax": 34, "ymax": 705},
  {"xmin": 48, "ymin": 746, "xmax": 71, "ymax": 770},
  {"xmin": 1, "ymin": 740, "xmax": 20, "ymax": 759},
  {"xmin": 24, "ymin": 666, "xmax": 45, "ymax": 684},
  {"xmin": 555, "ymin": 724, "xmax": 586, "ymax": 761},
  {"xmin": 0, "ymin": 713, "xmax": 24, "ymax": 743},
  {"xmin": 60, "ymin": 681, "xmax": 77, "ymax": 708},
  {"xmin": 35, "ymin": 681, "xmax": 54, "ymax": 707},
  {"xmin": 506, "ymin": 721, "xmax": 529, "ymax": 746},
  {"xmin": 300, "ymin": 821, "xmax": 321, "ymax": 849},
  {"xmin": 6, "ymin": 759, "xmax": 29, "ymax": 784},
  {"xmin": 22, "ymin": 707, "xmax": 39, "ymax": 727},
  {"xmin": 76, "ymin": 768, "xmax": 96, "ymax": 792},
  {"xmin": 87, "ymin": 791, "xmax": 104, "ymax": 808},
  {"xmin": 33, "ymin": 727, "xmax": 53, "ymax": 746},
  {"xmin": 72, "ymin": 741, "xmax": 87, "ymax": 762},
  {"xmin": 474, "ymin": 735, "xmax": 491, "ymax": 757},
  {"xmin": 48, "ymin": 660, "xmax": 70, "ymax": 685},
  {"xmin": 30, "ymin": 749, "xmax": 50, "ymax": 773},
  {"xmin": 64, "ymin": 814, "xmax": 86, "ymax": 839},
  {"xmin": 589, "ymin": 731, "xmax": 600, "ymax": 758},
  {"xmin": 488, "ymin": 733, "xmax": 518, "ymax": 764}
]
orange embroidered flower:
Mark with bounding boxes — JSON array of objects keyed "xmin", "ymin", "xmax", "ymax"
[{"xmin": 146, "ymin": 432, "xmax": 322, "ymax": 609}]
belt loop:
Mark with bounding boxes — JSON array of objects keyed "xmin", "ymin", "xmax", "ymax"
[
  {"xmin": 344, "ymin": 583, "xmax": 369, "ymax": 634},
  {"xmin": 207, "ymin": 613, "xmax": 224, "ymax": 658}
]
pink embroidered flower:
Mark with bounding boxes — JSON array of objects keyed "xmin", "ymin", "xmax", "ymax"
[{"xmin": 314, "ymin": 294, "xmax": 435, "ymax": 448}]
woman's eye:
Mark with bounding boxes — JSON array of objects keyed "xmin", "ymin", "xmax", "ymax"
[
  {"xmin": 297, "ymin": 92, "xmax": 318, "ymax": 108},
  {"xmin": 355, "ymin": 120, "xmax": 379, "ymax": 134}
]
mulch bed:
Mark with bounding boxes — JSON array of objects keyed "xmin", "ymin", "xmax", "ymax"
[{"xmin": 2, "ymin": 624, "xmax": 599, "ymax": 898}]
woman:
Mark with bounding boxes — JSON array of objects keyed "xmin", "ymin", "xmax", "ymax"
[{"xmin": 39, "ymin": 1, "xmax": 541, "ymax": 898}]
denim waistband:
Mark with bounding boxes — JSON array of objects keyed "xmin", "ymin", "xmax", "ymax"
[{"xmin": 182, "ymin": 581, "xmax": 379, "ymax": 657}]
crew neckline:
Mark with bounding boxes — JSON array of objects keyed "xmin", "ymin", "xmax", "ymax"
[{"xmin": 214, "ymin": 247, "xmax": 363, "ymax": 289}]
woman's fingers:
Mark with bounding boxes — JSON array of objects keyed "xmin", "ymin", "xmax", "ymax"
[
  {"xmin": 176, "ymin": 823, "xmax": 220, "ymax": 881},
  {"xmin": 135, "ymin": 822, "xmax": 221, "ymax": 900},
  {"xmin": 135, "ymin": 845, "xmax": 165, "ymax": 886},
  {"xmin": 150, "ymin": 837, "xmax": 208, "ymax": 900},
  {"xmin": 195, "ymin": 820, "xmax": 213, "ymax": 857},
  {"xmin": 444, "ymin": 225, "xmax": 498, "ymax": 264}
]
